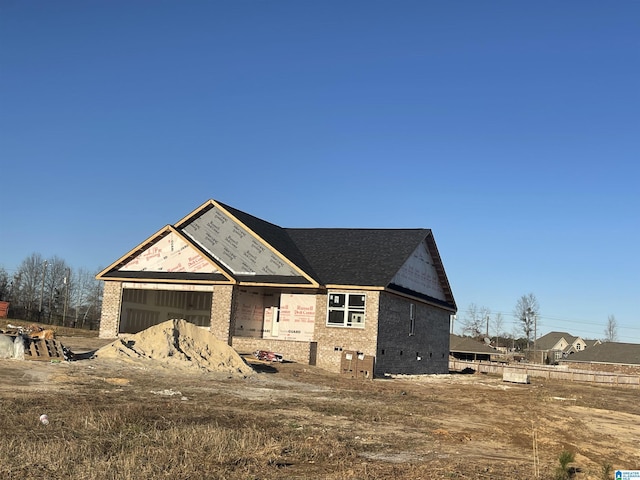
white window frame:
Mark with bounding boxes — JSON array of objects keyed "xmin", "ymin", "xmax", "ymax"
[{"xmin": 326, "ymin": 292, "xmax": 366, "ymax": 328}]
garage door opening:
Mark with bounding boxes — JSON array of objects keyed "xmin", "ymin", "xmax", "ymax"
[{"xmin": 119, "ymin": 288, "xmax": 212, "ymax": 334}]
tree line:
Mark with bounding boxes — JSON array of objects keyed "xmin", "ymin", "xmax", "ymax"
[
  {"xmin": 0, "ymin": 253, "xmax": 103, "ymax": 330},
  {"xmin": 457, "ymin": 292, "xmax": 619, "ymax": 347}
]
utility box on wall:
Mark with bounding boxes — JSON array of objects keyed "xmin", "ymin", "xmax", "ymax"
[{"xmin": 341, "ymin": 350, "xmax": 375, "ymax": 379}]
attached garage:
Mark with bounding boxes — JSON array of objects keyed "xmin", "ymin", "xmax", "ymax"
[{"xmin": 97, "ymin": 199, "xmax": 457, "ymax": 376}]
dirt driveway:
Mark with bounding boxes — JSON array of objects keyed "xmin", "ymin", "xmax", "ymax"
[{"xmin": 1, "ymin": 335, "xmax": 638, "ymax": 479}]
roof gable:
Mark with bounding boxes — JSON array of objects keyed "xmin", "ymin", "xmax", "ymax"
[
  {"xmin": 119, "ymin": 229, "xmax": 218, "ymax": 274},
  {"xmin": 96, "ymin": 226, "xmax": 233, "ymax": 283},
  {"xmin": 536, "ymin": 331, "xmax": 572, "ymax": 351},
  {"xmin": 97, "ymin": 199, "xmax": 455, "ymax": 305},
  {"xmin": 175, "ymin": 201, "xmax": 316, "ymax": 285},
  {"xmin": 390, "ymin": 240, "xmax": 446, "ymax": 301}
]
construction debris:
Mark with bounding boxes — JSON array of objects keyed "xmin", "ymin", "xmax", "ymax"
[
  {"xmin": 0, "ymin": 334, "xmax": 24, "ymax": 359},
  {"xmin": 0, "ymin": 333, "xmax": 69, "ymax": 361},
  {"xmin": 4, "ymin": 323, "xmax": 56, "ymax": 339},
  {"xmin": 253, "ymin": 350, "xmax": 284, "ymax": 362}
]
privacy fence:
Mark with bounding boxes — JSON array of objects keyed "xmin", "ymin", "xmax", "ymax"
[{"xmin": 449, "ymin": 359, "xmax": 640, "ymax": 388}]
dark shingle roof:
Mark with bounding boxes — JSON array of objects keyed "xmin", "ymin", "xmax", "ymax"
[
  {"xmin": 536, "ymin": 331, "xmax": 576, "ymax": 351},
  {"xmin": 220, "ymin": 201, "xmax": 436, "ymax": 288},
  {"xmin": 449, "ymin": 334, "xmax": 496, "ymax": 354},
  {"xmin": 216, "ymin": 201, "xmax": 320, "ymax": 280},
  {"xmin": 140, "ymin": 200, "xmax": 455, "ymax": 308},
  {"xmin": 99, "ymin": 199, "xmax": 455, "ymax": 307},
  {"xmin": 220, "ymin": 203, "xmax": 434, "ymax": 290},
  {"xmin": 560, "ymin": 342, "xmax": 640, "ymax": 365},
  {"xmin": 286, "ymin": 228, "xmax": 430, "ymax": 286}
]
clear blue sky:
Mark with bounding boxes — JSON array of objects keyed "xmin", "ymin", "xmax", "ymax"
[{"xmin": 1, "ymin": 1, "xmax": 638, "ymax": 342}]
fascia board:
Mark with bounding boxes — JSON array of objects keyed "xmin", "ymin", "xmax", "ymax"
[
  {"xmin": 100, "ymin": 276, "xmax": 233, "ymax": 285},
  {"xmin": 96, "ymin": 226, "xmax": 173, "ymax": 280},
  {"xmin": 382, "ymin": 287, "xmax": 457, "ymax": 312},
  {"xmin": 424, "ymin": 231, "xmax": 457, "ymax": 310},
  {"xmin": 325, "ymin": 285, "xmax": 385, "ymax": 291},
  {"xmin": 173, "ymin": 199, "xmax": 216, "ymax": 229},
  {"xmin": 236, "ymin": 282, "xmax": 318, "ymax": 288}
]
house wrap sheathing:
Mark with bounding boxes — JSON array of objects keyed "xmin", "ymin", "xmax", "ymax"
[{"xmin": 97, "ymin": 199, "xmax": 457, "ymax": 376}]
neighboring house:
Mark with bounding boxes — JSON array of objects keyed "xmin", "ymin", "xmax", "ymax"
[
  {"xmin": 558, "ymin": 342, "xmax": 640, "ymax": 374},
  {"xmin": 535, "ymin": 331, "xmax": 587, "ymax": 362},
  {"xmin": 96, "ymin": 199, "xmax": 457, "ymax": 377},
  {"xmin": 449, "ymin": 334, "xmax": 496, "ymax": 362}
]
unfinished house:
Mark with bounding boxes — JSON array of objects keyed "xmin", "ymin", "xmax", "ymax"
[{"xmin": 97, "ymin": 199, "xmax": 457, "ymax": 376}]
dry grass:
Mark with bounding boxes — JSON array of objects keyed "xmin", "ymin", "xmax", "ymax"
[
  {"xmin": 0, "ymin": 377, "xmax": 540, "ymax": 480},
  {"xmin": 1, "ymin": 339, "xmax": 636, "ymax": 479},
  {"xmin": 0, "ymin": 370, "xmax": 528, "ymax": 480},
  {"xmin": 0, "ymin": 393, "xmax": 393, "ymax": 480}
]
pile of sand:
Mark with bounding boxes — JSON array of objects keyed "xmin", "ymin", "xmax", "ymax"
[{"xmin": 95, "ymin": 319, "xmax": 253, "ymax": 376}]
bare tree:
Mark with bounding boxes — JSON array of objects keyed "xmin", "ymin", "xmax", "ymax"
[
  {"xmin": 73, "ymin": 268, "xmax": 95, "ymax": 328},
  {"xmin": 0, "ymin": 267, "xmax": 10, "ymax": 301},
  {"xmin": 14, "ymin": 253, "xmax": 46, "ymax": 321},
  {"xmin": 493, "ymin": 312, "xmax": 505, "ymax": 347},
  {"xmin": 603, "ymin": 314, "xmax": 618, "ymax": 342},
  {"xmin": 514, "ymin": 293, "xmax": 540, "ymax": 346},
  {"xmin": 461, "ymin": 303, "xmax": 491, "ymax": 338},
  {"xmin": 479, "ymin": 305, "xmax": 491, "ymax": 338},
  {"xmin": 44, "ymin": 256, "xmax": 70, "ymax": 325}
]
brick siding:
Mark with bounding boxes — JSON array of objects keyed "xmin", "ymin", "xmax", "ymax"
[
  {"xmin": 97, "ymin": 282, "xmax": 452, "ymax": 377},
  {"xmin": 210, "ymin": 285, "xmax": 235, "ymax": 345},
  {"xmin": 375, "ymin": 291, "xmax": 450, "ymax": 376},
  {"xmin": 98, "ymin": 281, "xmax": 122, "ymax": 338}
]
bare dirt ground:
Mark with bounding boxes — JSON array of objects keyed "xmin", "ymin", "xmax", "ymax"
[{"xmin": 1, "ymin": 334, "xmax": 638, "ymax": 479}]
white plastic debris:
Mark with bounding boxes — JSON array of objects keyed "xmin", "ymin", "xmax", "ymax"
[{"xmin": 150, "ymin": 389, "xmax": 182, "ymax": 396}]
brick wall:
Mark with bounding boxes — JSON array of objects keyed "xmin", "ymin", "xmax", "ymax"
[
  {"xmin": 99, "ymin": 281, "xmax": 122, "ymax": 338},
  {"xmin": 313, "ymin": 291, "xmax": 380, "ymax": 373},
  {"xmin": 97, "ymin": 281, "xmax": 452, "ymax": 377},
  {"xmin": 210, "ymin": 285, "xmax": 235, "ymax": 345},
  {"xmin": 375, "ymin": 291, "xmax": 451, "ymax": 375}
]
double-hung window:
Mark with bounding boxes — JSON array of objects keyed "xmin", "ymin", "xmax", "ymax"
[{"xmin": 327, "ymin": 292, "xmax": 366, "ymax": 328}]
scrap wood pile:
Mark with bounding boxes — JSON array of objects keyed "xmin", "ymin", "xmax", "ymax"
[{"xmin": 2, "ymin": 323, "xmax": 56, "ymax": 339}]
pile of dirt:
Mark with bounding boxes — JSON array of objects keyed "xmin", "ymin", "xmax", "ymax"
[{"xmin": 95, "ymin": 319, "xmax": 253, "ymax": 376}]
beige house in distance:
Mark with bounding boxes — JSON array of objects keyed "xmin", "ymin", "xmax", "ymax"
[
  {"xmin": 536, "ymin": 331, "xmax": 590, "ymax": 362},
  {"xmin": 96, "ymin": 199, "xmax": 457, "ymax": 377}
]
